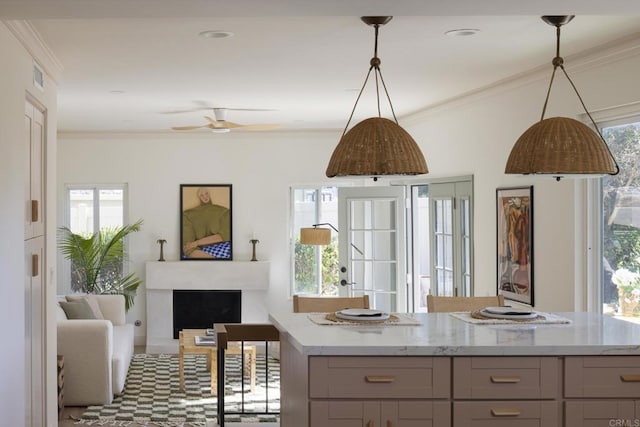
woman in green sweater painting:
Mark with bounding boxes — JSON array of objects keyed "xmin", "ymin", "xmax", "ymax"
[{"xmin": 181, "ymin": 187, "xmax": 231, "ymax": 259}]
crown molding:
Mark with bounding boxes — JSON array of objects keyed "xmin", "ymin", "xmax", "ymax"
[
  {"xmin": 401, "ymin": 32, "xmax": 640, "ymax": 126},
  {"xmin": 4, "ymin": 20, "xmax": 63, "ymax": 84}
]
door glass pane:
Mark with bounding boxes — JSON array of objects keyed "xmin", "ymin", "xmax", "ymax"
[
  {"xmin": 602, "ymin": 121, "xmax": 640, "ymax": 319},
  {"xmin": 434, "ymin": 198, "xmax": 454, "ymax": 296},
  {"xmin": 411, "ymin": 185, "xmax": 431, "ymax": 312},
  {"xmin": 374, "ymin": 263, "xmax": 396, "ymax": 292},
  {"xmin": 351, "ymin": 200, "xmax": 372, "ymax": 229},
  {"xmin": 374, "ymin": 231, "xmax": 396, "ymax": 260},
  {"xmin": 373, "ymin": 200, "xmax": 395, "ymax": 229}
]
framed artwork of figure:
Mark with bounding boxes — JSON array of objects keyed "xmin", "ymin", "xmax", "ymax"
[
  {"xmin": 180, "ymin": 184, "xmax": 232, "ymax": 260},
  {"xmin": 497, "ymin": 186, "xmax": 533, "ymax": 305}
]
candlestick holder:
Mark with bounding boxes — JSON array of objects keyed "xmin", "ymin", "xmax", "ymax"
[
  {"xmin": 250, "ymin": 239, "xmax": 259, "ymax": 261},
  {"xmin": 156, "ymin": 239, "xmax": 167, "ymax": 261}
]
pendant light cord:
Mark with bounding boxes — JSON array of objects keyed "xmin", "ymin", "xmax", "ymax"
[
  {"xmin": 539, "ymin": 24, "xmax": 620, "ymax": 174},
  {"xmin": 340, "ymin": 22, "xmax": 400, "ymax": 138}
]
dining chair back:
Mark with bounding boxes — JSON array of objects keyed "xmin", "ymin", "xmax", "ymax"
[
  {"xmin": 426, "ymin": 295, "xmax": 505, "ymax": 313},
  {"xmin": 293, "ymin": 295, "xmax": 370, "ymax": 313}
]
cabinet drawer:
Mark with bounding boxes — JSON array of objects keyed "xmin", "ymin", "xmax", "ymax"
[
  {"xmin": 453, "ymin": 357, "xmax": 560, "ymax": 399},
  {"xmin": 309, "ymin": 356, "xmax": 450, "ymax": 399},
  {"xmin": 310, "ymin": 400, "xmax": 451, "ymax": 427},
  {"xmin": 565, "ymin": 356, "xmax": 640, "ymax": 398},
  {"xmin": 453, "ymin": 401, "xmax": 559, "ymax": 427},
  {"xmin": 565, "ymin": 401, "xmax": 640, "ymax": 427}
]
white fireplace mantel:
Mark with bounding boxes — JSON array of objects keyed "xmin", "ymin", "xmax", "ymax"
[
  {"xmin": 145, "ymin": 260, "xmax": 270, "ymax": 353},
  {"xmin": 146, "ymin": 260, "xmax": 269, "ymax": 290}
]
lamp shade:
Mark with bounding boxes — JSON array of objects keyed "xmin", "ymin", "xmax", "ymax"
[
  {"xmin": 300, "ymin": 227, "xmax": 331, "ymax": 245},
  {"xmin": 505, "ymin": 117, "xmax": 618, "ymax": 176},
  {"xmin": 326, "ymin": 117, "xmax": 428, "ymax": 177}
]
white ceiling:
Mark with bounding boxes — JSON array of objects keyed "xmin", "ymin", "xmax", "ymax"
[{"xmin": 2, "ymin": 0, "xmax": 640, "ymax": 133}]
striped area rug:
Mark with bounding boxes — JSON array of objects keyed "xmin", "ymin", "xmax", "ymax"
[{"xmin": 76, "ymin": 353, "xmax": 280, "ymax": 426}]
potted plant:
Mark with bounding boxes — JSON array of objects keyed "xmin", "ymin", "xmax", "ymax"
[
  {"xmin": 612, "ymin": 267, "xmax": 640, "ymax": 316},
  {"xmin": 57, "ymin": 219, "xmax": 143, "ymax": 311}
]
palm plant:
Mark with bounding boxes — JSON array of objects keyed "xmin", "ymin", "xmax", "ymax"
[{"xmin": 57, "ymin": 219, "xmax": 143, "ymax": 311}]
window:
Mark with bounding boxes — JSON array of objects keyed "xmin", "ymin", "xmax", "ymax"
[
  {"xmin": 60, "ymin": 184, "xmax": 127, "ymax": 294},
  {"xmin": 601, "ymin": 119, "xmax": 640, "ymax": 319},
  {"xmin": 291, "ymin": 186, "xmax": 338, "ymax": 295}
]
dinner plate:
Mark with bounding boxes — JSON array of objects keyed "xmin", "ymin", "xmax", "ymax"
[
  {"xmin": 335, "ymin": 309, "xmax": 390, "ymax": 321},
  {"xmin": 482, "ymin": 306, "xmax": 534, "ymax": 316},
  {"xmin": 479, "ymin": 308, "xmax": 538, "ymax": 320}
]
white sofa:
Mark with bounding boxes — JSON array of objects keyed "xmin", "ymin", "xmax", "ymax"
[{"xmin": 57, "ymin": 294, "xmax": 134, "ymax": 406}]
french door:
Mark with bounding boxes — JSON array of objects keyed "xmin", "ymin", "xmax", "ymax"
[{"xmin": 338, "ymin": 187, "xmax": 407, "ymax": 312}]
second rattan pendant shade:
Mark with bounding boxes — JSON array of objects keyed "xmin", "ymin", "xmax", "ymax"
[
  {"xmin": 505, "ymin": 117, "xmax": 618, "ymax": 175},
  {"xmin": 326, "ymin": 117, "xmax": 428, "ymax": 177}
]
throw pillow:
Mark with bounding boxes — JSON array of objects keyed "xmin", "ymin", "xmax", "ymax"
[
  {"xmin": 59, "ymin": 298, "xmax": 96, "ymax": 320},
  {"xmin": 66, "ymin": 294, "xmax": 105, "ymax": 319}
]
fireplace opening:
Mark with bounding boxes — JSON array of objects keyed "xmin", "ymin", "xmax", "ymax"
[{"xmin": 172, "ymin": 290, "xmax": 241, "ymax": 339}]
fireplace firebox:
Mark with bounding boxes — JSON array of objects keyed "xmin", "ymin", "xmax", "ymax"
[{"xmin": 172, "ymin": 290, "xmax": 241, "ymax": 339}]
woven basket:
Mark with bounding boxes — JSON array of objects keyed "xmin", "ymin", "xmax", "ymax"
[
  {"xmin": 326, "ymin": 117, "xmax": 428, "ymax": 177},
  {"xmin": 505, "ymin": 116, "xmax": 617, "ymax": 175}
]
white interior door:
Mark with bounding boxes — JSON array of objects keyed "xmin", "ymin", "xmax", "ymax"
[
  {"xmin": 338, "ymin": 186, "xmax": 407, "ymax": 312},
  {"xmin": 429, "ymin": 181, "xmax": 473, "ymax": 298}
]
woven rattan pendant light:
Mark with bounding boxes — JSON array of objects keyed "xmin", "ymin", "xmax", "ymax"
[
  {"xmin": 505, "ymin": 16, "xmax": 618, "ymax": 180},
  {"xmin": 326, "ymin": 16, "xmax": 428, "ymax": 178}
]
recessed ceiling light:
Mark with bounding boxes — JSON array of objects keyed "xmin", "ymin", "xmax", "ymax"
[
  {"xmin": 109, "ymin": 90, "xmax": 125, "ymax": 94},
  {"xmin": 211, "ymin": 128, "xmax": 231, "ymax": 133},
  {"xmin": 445, "ymin": 29, "xmax": 480, "ymax": 37},
  {"xmin": 199, "ymin": 30, "xmax": 234, "ymax": 39}
]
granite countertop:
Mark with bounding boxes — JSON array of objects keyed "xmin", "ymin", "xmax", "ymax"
[{"xmin": 268, "ymin": 311, "xmax": 640, "ymax": 356}]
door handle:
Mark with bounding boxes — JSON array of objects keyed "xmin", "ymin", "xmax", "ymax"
[{"xmin": 340, "ymin": 280, "xmax": 356, "ymax": 286}]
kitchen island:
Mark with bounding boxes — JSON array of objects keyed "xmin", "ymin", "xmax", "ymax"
[{"xmin": 269, "ymin": 311, "xmax": 640, "ymax": 427}]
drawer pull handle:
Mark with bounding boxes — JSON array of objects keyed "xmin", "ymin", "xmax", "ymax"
[
  {"xmin": 620, "ymin": 374, "xmax": 640, "ymax": 382},
  {"xmin": 367, "ymin": 421, "xmax": 374, "ymax": 427},
  {"xmin": 490, "ymin": 376, "xmax": 521, "ymax": 383},
  {"xmin": 491, "ymin": 408, "xmax": 521, "ymax": 417},
  {"xmin": 31, "ymin": 200, "xmax": 39, "ymax": 222},
  {"xmin": 365, "ymin": 375, "xmax": 395, "ymax": 383}
]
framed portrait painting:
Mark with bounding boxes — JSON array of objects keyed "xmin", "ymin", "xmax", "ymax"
[
  {"xmin": 496, "ymin": 186, "xmax": 533, "ymax": 305},
  {"xmin": 180, "ymin": 184, "xmax": 232, "ymax": 260}
]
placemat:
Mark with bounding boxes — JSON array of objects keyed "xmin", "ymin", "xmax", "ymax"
[
  {"xmin": 449, "ymin": 311, "xmax": 572, "ymax": 325},
  {"xmin": 307, "ymin": 312, "xmax": 422, "ymax": 326}
]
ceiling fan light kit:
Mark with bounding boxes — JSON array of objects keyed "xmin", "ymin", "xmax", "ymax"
[
  {"xmin": 505, "ymin": 15, "xmax": 619, "ymax": 180},
  {"xmin": 326, "ymin": 16, "xmax": 428, "ymax": 179}
]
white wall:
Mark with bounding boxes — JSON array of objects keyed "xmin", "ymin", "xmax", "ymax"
[
  {"xmin": 57, "ymin": 36, "xmax": 640, "ymax": 345},
  {"xmin": 57, "ymin": 131, "xmax": 354, "ymax": 341},
  {"xmin": 0, "ymin": 22, "xmax": 59, "ymax": 427}
]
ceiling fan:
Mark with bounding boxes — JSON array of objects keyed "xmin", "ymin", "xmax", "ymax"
[{"xmin": 171, "ymin": 108, "xmax": 280, "ymax": 133}]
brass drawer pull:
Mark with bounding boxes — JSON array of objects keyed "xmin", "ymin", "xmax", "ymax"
[
  {"xmin": 365, "ymin": 375, "xmax": 395, "ymax": 383},
  {"xmin": 490, "ymin": 376, "xmax": 521, "ymax": 383},
  {"xmin": 31, "ymin": 200, "xmax": 38, "ymax": 222},
  {"xmin": 491, "ymin": 408, "xmax": 521, "ymax": 417},
  {"xmin": 32, "ymin": 254, "xmax": 39, "ymax": 277},
  {"xmin": 620, "ymin": 374, "xmax": 640, "ymax": 382}
]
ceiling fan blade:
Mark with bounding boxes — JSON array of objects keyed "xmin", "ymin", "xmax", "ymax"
[
  {"xmin": 237, "ymin": 124, "xmax": 281, "ymax": 131},
  {"xmin": 171, "ymin": 124, "xmax": 210, "ymax": 131}
]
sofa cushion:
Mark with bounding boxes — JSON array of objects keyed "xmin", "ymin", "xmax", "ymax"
[
  {"xmin": 59, "ymin": 298, "xmax": 96, "ymax": 319},
  {"xmin": 66, "ymin": 294, "xmax": 105, "ymax": 319},
  {"xmin": 56, "ymin": 304, "xmax": 68, "ymax": 321}
]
